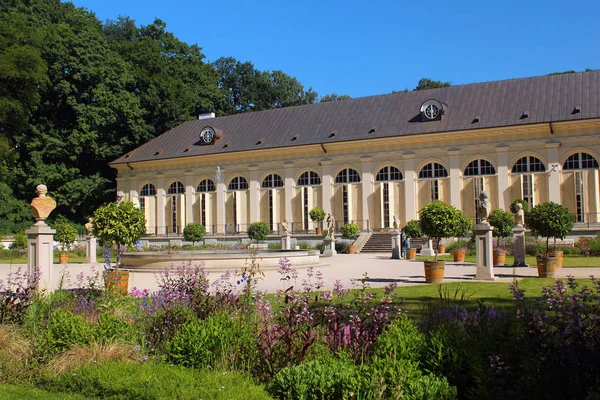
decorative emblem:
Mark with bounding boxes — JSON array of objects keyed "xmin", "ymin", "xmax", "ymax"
[
  {"xmin": 200, "ymin": 126, "xmax": 215, "ymax": 143},
  {"xmin": 420, "ymin": 100, "xmax": 444, "ymax": 121}
]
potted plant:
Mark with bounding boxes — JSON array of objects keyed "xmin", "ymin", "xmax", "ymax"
[
  {"xmin": 92, "ymin": 200, "xmax": 146, "ymax": 292},
  {"xmin": 402, "ymin": 220, "xmax": 422, "ymax": 260},
  {"xmin": 309, "ymin": 207, "xmax": 326, "ymax": 235},
  {"xmin": 526, "ymin": 202, "xmax": 575, "ymax": 277},
  {"xmin": 54, "ymin": 223, "xmax": 77, "ymax": 264},
  {"xmin": 183, "ymin": 223, "xmax": 206, "ymax": 247},
  {"xmin": 341, "ymin": 223, "xmax": 360, "ymax": 254},
  {"xmin": 419, "ymin": 201, "xmax": 468, "ymax": 283},
  {"xmin": 247, "ymin": 222, "xmax": 269, "ymax": 250},
  {"xmin": 488, "ymin": 208, "xmax": 514, "ymax": 266},
  {"xmin": 450, "ymin": 212, "xmax": 471, "ymax": 263}
]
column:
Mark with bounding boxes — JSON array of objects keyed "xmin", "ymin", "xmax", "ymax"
[
  {"xmin": 248, "ymin": 167, "xmax": 260, "ymax": 223},
  {"xmin": 156, "ymin": 176, "xmax": 166, "ymax": 235},
  {"xmin": 360, "ymin": 157, "xmax": 373, "ymax": 229},
  {"xmin": 496, "ymin": 146, "xmax": 510, "ymax": 210},
  {"xmin": 546, "ymin": 141, "xmax": 561, "ymax": 203},
  {"xmin": 448, "ymin": 150, "xmax": 461, "ymax": 209},
  {"xmin": 184, "ymin": 173, "xmax": 195, "ymax": 226},
  {"xmin": 216, "ymin": 180, "xmax": 226, "ymax": 234},
  {"xmin": 404, "ymin": 155, "xmax": 417, "ymax": 222},
  {"xmin": 321, "ymin": 160, "xmax": 333, "ymax": 215},
  {"xmin": 283, "ymin": 162, "xmax": 294, "ymax": 223}
]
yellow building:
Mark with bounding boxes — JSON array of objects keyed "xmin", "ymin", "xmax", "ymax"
[{"xmin": 111, "ymin": 71, "xmax": 600, "ymax": 236}]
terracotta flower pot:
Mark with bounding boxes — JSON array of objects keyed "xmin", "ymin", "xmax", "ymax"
[
  {"xmin": 437, "ymin": 245, "xmax": 446, "ymax": 254},
  {"xmin": 59, "ymin": 253, "xmax": 69, "ymax": 264},
  {"xmin": 424, "ymin": 260, "xmax": 445, "ymax": 283},
  {"xmin": 452, "ymin": 250, "xmax": 466, "ymax": 262},
  {"xmin": 315, "ymin": 227, "xmax": 322, "ymax": 235},
  {"xmin": 493, "ymin": 250, "xmax": 507, "ymax": 266},
  {"xmin": 104, "ymin": 270, "xmax": 129, "ymax": 293},
  {"xmin": 548, "ymin": 250, "xmax": 563, "ymax": 268},
  {"xmin": 406, "ymin": 248, "xmax": 417, "ymax": 260},
  {"xmin": 348, "ymin": 245, "xmax": 356, "ymax": 254},
  {"xmin": 536, "ymin": 256, "xmax": 558, "ymax": 278}
]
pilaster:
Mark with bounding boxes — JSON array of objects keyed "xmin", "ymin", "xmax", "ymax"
[
  {"xmin": 360, "ymin": 156, "xmax": 373, "ymax": 227},
  {"xmin": 546, "ymin": 141, "xmax": 561, "ymax": 203},
  {"xmin": 248, "ymin": 166, "xmax": 260, "ymax": 223},
  {"xmin": 320, "ymin": 159, "xmax": 333, "ymax": 215},
  {"xmin": 448, "ymin": 149, "xmax": 461, "ymax": 209},
  {"xmin": 283, "ymin": 161, "xmax": 294, "ymax": 223},
  {"xmin": 495, "ymin": 145, "xmax": 510, "ymax": 210},
  {"xmin": 156, "ymin": 175, "xmax": 166, "ymax": 235},
  {"xmin": 403, "ymin": 154, "xmax": 417, "ymax": 221},
  {"xmin": 184, "ymin": 171, "xmax": 195, "ymax": 226}
]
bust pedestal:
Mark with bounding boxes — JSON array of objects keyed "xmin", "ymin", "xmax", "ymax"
[
  {"xmin": 474, "ymin": 223, "xmax": 495, "ymax": 280},
  {"xmin": 391, "ymin": 230, "xmax": 402, "ymax": 259},
  {"xmin": 512, "ymin": 224, "xmax": 528, "ymax": 268},
  {"xmin": 420, "ymin": 240, "xmax": 436, "ymax": 257},
  {"xmin": 26, "ymin": 221, "xmax": 56, "ymax": 291},
  {"xmin": 323, "ymin": 238, "xmax": 337, "ymax": 257},
  {"xmin": 86, "ymin": 236, "xmax": 97, "ymax": 263},
  {"xmin": 281, "ymin": 233, "xmax": 291, "ymax": 250}
]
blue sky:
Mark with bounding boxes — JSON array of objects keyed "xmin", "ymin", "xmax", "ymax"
[{"xmin": 66, "ymin": 0, "xmax": 599, "ymax": 98}]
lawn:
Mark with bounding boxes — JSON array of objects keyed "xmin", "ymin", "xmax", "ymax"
[
  {"xmin": 415, "ymin": 254, "xmax": 600, "ymax": 267},
  {"xmin": 0, "ymin": 385, "xmax": 89, "ymax": 400}
]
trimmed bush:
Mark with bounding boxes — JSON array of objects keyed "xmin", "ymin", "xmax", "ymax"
[
  {"xmin": 54, "ymin": 223, "xmax": 77, "ymax": 251},
  {"xmin": 488, "ymin": 208, "xmax": 514, "ymax": 247},
  {"xmin": 183, "ymin": 223, "xmax": 205, "ymax": 246},
  {"xmin": 341, "ymin": 223, "xmax": 359, "ymax": 239},
  {"xmin": 526, "ymin": 201, "xmax": 576, "ymax": 255},
  {"xmin": 402, "ymin": 220, "xmax": 423, "ymax": 239},
  {"xmin": 247, "ymin": 222, "xmax": 269, "ymax": 245},
  {"xmin": 308, "ymin": 207, "xmax": 326, "ymax": 223}
]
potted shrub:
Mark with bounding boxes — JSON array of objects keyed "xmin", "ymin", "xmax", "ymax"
[
  {"xmin": 402, "ymin": 220, "xmax": 422, "ymax": 260},
  {"xmin": 419, "ymin": 201, "xmax": 469, "ymax": 283},
  {"xmin": 54, "ymin": 223, "xmax": 77, "ymax": 264},
  {"xmin": 183, "ymin": 223, "xmax": 206, "ymax": 247},
  {"xmin": 526, "ymin": 202, "xmax": 575, "ymax": 277},
  {"xmin": 308, "ymin": 207, "xmax": 326, "ymax": 235},
  {"xmin": 488, "ymin": 208, "xmax": 514, "ymax": 266},
  {"xmin": 93, "ymin": 200, "xmax": 146, "ymax": 292},
  {"xmin": 341, "ymin": 223, "xmax": 360, "ymax": 254},
  {"xmin": 247, "ymin": 222, "xmax": 269, "ymax": 250},
  {"xmin": 450, "ymin": 212, "xmax": 472, "ymax": 263}
]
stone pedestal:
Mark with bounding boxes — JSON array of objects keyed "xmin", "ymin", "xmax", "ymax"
[
  {"xmin": 391, "ymin": 231, "xmax": 402, "ymax": 259},
  {"xmin": 323, "ymin": 239, "xmax": 337, "ymax": 257},
  {"xmin": 86, "ymin": 236, "xmax": 97, "ymax": 263},
  {"xmin": 474, "ymin": 223, "xmax": 495, "ymax": 280},
  {"xmin": 281, "ymin": 233, "xmax": 291, "ymax": 250},
  {"xmin": 420, "ymin": 239, "xmax": 436, "ymax": 257},
  {"xmin": 512, "ymin": 224, "xmax": 528, "ymax": 267},
  {"xmin": 26, "ymin": 221, "xmax": 56, "ymax": 291}
]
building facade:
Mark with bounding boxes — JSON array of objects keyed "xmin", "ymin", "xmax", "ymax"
[{"xmin": 111, "ymin": 71, "xmax": 600, "ymax": 236}]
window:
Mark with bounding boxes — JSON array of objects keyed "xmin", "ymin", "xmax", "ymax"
[
  {"xmin": 228, "ymin": 176, "xmax": 248, "ymax": 190},
  {"xmin": 268, "ymin": 190, "xmax": 274, "ymax": 230},
  {"xmin": 419, "ymin": 163, "xmax": 448, "ymax": 179},
  {"xmin": 303, "ymin": 187, "xmax": 309, "ymax": 229},
  {"xmin": 575, "ymin": 171, "xmax": 584, "ymax": 222},
  {"xmin": 464, "ymin": 159, "xmax": 496, "ymax": 176},
  {"xmin": 298, "ymin": 171, "xmax": 321, "ymax": 186},
  {"xmin": 197, "ymin": 179, "xmax": 215, "ymax": 192},
  {"xmin": 512, "ymin": 156, "xmax": 545, "ymax": 173},
  {"xmin": 430, "ymin": 180, "xmax": 439, "ymax": 201},
  {"xmin": 140, "ymin": 183, "xmax": 156, "ymax": 196},
  {"xmin": 342, "ymin": 185, "xmax": 349, "ymax": 225},
  {"xmin": 563, "ymin": 152, "xmax": 600, "ymax": 170},
  {"xmin": 376, "ymin": 166, "xmax": 403, "ymax": 182},
  {"xmin": 167, "ymin": 181, "xmax": 184, "ymax": 194},
  {"xmin": 383, "ymin": 183, "xmax": 390, "ymax": 228},
  {"xmin": 522, "ymin": 174, "xmax": 534, "ymax": 211},
  {"xmin": 335, "ymin": 168, "xmax": 360, "ymax": 184},
  {"xmin": 473, "ymin": 177, "xmax": 484, "ymax": 223},
  {"xmin": 139, "ymin": 197, "xmax": 145, "ymax": 211},
  {"xmin": 262, "ymin": 174, "xmax": 283, "ymax": 188}
]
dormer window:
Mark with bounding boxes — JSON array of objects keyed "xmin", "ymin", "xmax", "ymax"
[
  {"xmin": 199, "ymin": 126, "xmax": 222, "ymax": 145},
  {"xmin": 420, "ymin": 99, "xmax": 444, "ymax": 121}
]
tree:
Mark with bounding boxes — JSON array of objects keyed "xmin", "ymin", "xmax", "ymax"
[
  {"xmin": 488, "ymin": 209, "xmax": 514, "ymax": 247},
  {"xmin": 92, "ymin": 200, "xmax": 146, "ymax": 268},
  {"xmin": 320, "ymin": 93, "xmax": 351, "ymax": 103},
  {"xmin": 414, "ymin": 78, "xmax": 451, "ymax": 91},
  {"xmin": 183, "ymin": 223, "xmax": 205, "ymax": 246},
  {"xmin": 526, "ymin": 202, "xmax": 575, "ymax": 256},
  {"xmin": 341, "ymin": 223, "xmax": 359, "ymax": 238},
  {"xmin": 419, "ymin": 201, "xmax": 468, "ymax": 261},
  {"xmin": 247, "ymin": 222, "xmax": 268, "ymax": 246},
  {"xmin": 54, "ymin": 223, "xmax": 77, "ymax": 253},
  {"xmin": 402, "ymin": 220, "xmax": 422, "ymax": 239},
  {"xmin": 309, "ymin": 207, "xmax": 326, "ymax": 224}
]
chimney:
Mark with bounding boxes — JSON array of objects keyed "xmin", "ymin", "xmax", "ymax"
[{"xmin": 198, "ymin": 112, "xmax": 215, "ymax": 120}]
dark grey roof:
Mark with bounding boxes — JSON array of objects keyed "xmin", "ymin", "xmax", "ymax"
[{"xmin": 111, "ymin": 70, "xmax": 600, "ymax": 165}]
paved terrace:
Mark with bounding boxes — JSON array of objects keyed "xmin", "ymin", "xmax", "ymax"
[{"xmin": 2, "ymin": 254, "xmax": 600, "ymax": 294}]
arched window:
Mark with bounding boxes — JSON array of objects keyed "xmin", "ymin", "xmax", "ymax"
[
  {"xmin": 228, "ymin": 176, "xmax": 248, "ymax": 190},
  {"xmin": 167, "ymin": 181, "xmax": 184, "ymax": 194},
  {"xmin": 140, "ymin": 183, "xmax": 156, "ymax": 196},
  {"xmin": 419, "ymin": 163, "xmax": 448, "ymax": 179},
  {"xmin": 197, "ymin": 179, "xmax": 215, "ymax": 192},
  {"xmin": 464, "ymin": 159, "xmax": 496, "ymax": 176},
  {"xmin": 335, "ymin": 168, "xmax": 360, "ymax": 183},
  {"xmin": 563, "ymin": 152, "xmax": 599, "ymax": 170},
  {"xmin": 262, "ymin": 174, "xmax": 283, "ymax": 188},
  {"xmin": 512, "ymin": 156, "xmax": 545, "ymax": 173},
  {"xmin": 297, "ymin": 171, "xmax": 321, "ymax": 186},
  {"xmin": 376, "ymin": 166, "xmax": 403, "ymax": 182}
]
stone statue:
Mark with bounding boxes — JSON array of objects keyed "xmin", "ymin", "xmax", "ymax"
[
  {"xmin": 477, "ymin": 190, "xmax": 490, "ymax": 224},
  {"xmin": 514, "ymin": 202, "xmax": 525, "ymax": 226},
  {"xmin": 85, "ymin": 218, "xmax": 94, "ymax": 236},
  {"xmin": 30, "ymin": 184, "xmax": 57, "ymax": 222},
  {"xmin": 325, "ymin": 213, "xmax": 335, "ymax": 240},
  {"xmin": 393, "ymin": 215, "xmax": 399, "ymax": 231},
  {"xmin": 281, "ymin": 219, "xmax": 290, "ymax": 234}
]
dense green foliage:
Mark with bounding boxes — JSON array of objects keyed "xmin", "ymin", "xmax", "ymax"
[
  {"xmin": 526, "ymin": 201, "xmax": 576, "ymax": 254},
  {"xmin": 419, "ymin": 201, "xmax": 469, "ymax": 260},
  {"xmin": 247, "ymin": 222, "xmax": 269, "ymax": 244},
  {"xmin": 402, "ymin": 219, "xmax": 423, "ymax": 239},
  {"xmin": 92, "ymin": 200, "xmax": 145, "ymax": 259},
  {"xmin": 53, "ymin": 223, "xmax": 77, "ymax": 249},
  {"xmin": 8, "ymin": 232, "xmax": 27, "ymax": 249},
  {"xmin": 182, "ymin": 223, "xmax": 205, "ymax": 246},
  {"xmin": 341, "ymin": 223, "xmax": 359, "ymax": 238},
  {"xmin": 488, "ymin": 208, "xmax": 514, "ymax": 245},
  {"xmin": 308, "ymin": 207, "xmax": 326, "ymax": 222}
]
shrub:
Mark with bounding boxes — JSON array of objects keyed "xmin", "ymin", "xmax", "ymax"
[
  {"xmin": 182, "ymin": 223, "xmax": 205, "ymax": 246},
  {"xmin": 308, "ymin": 207, "xmax": 326, "ymax": 223},
  {"xmin": 247, "ymin": 222, "xmax": 269, "ymax": 245},
  {"xmin": 340, "ymin": 223, "xmax": 359, "ymax": 238},
  {"xmin": 419, "ymin": 201, "xmax": 469, "ymax": 261},
  {"xmin": 36, "ymin": 309, "xmax": 95, "ymax": 358},
  {"xmin": 335, "ymin": 241, "xmax": 349, "ymax": 253},
  {"xmin": 9, "ymin": 232, "xmax": 27, "ymax": 250},
  {"xmin": 372, "ymin": 315, "xmax": 425, "ymax": 363},
  {"xmin": 488, "ymin": 208, "xmax": 514, "ymax": 247},
  {"xmin": 526, "ymin": 202, "xmax": 576, "ymax": 255},
  {"xmin": 402, "ymin": 219, "xmax": 423, "ymax": 239},
  {"xmin": 54, "ymin": 223, "xmax": 78, "ymax": 251}
]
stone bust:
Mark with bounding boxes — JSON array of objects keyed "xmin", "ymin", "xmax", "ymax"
[
  {"xmin": 514, "ymin": 202, "xmax": 525, "ymax": 226},
  {"xmin": 477, "ymin": 190, "xmax": 491, "ymax": 224},
  {"xmin": 281, "ymin": 219, "xmax": 290, "ymax": 234},
  {"xmin": 85, "ymin": 218, "xmax": 94, "ymax": 236},
  {"xmin": 326, "ymin": 213, "xmax": 335, "ymax": 240},
  {"xmin": 30, "ymin": 184, "xmax": 57, "ymax": 222},
  {"xmin": 393, "ymin": 215, "xmax": 399, "ymax": 231}
]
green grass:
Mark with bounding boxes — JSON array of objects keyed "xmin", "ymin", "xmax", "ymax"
[
  {"xmin": 415, "ymin": 254, "xmax": 600, "ymax": 267},
  {"xmin": 0, "ymin": 384, "xmax": 89, "ymax": 400}
]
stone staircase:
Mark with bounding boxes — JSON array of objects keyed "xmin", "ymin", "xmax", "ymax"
[{"xmin": 360, "ymin": 232, "xmax": 394, "ymax": 253}]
